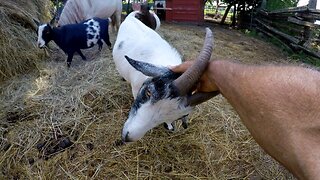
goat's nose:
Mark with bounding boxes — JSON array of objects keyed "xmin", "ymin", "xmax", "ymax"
[{"xmin": 122, "ymin": 132, "xmax": 132, "ymax": 143}]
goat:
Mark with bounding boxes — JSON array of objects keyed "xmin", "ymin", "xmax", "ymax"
[
  {"xmin": 57, "ymin": 0, "xmax": 122, "ymax": 31},
  {"xmin": 132, "ymin": 3, "xmax": 160, "ymax": 31},
  {"xmin": 35, "ymin": 17, "xmax": 112, "ymax": 67},
  {"xmin": 112, "ymin": 12, "xmax": 216, "ymax": 142}
]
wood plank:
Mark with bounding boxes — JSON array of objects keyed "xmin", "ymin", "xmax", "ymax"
[
  {"xmin": 256, "ymin": 19, "xmax": 300, "ymax": 44},
  {"xmin": 257, "ymin": 27, "xmax": 320, "ymax": 59},
  {"xmin": 296, "ymin": 12, "xmax": 320, "ymax": 20},
  {"xmin": 256, "ymin": 27, "xmax": 293, "ymax": 52},
  {"xmin": 287, "ymin": 17, "xmax": 317, "ymax": 27},
  {"xmin": 268, "ymin": 6, "xmax": 308, "ymax": 14},
  {"xmin": 290, "ymin": 43, "xmax": 320, "ymax": 59},
  {"xmin": 257, "ymin": 9, "xmax": 268, "ymax": 16},
  {"xmin": 256, "ymin": 18, "xmax": 303, "ymax": 36},
  {"xmin": 308, "ymin": 9, "xmax": 320, "ymax": 14}
]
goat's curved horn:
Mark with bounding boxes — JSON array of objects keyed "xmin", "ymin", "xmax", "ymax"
[{"xmin": 173, "ymin": 28, "xmax": 214, "ymax": 95}]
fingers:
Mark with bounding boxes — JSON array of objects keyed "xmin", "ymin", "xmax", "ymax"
[
  {"xmin": 170, "ymin": 60, "xmax": 219, "ymax": 93},
  {"xmin": 170, "ymin": 61, "xmax": 194, "ymax": 73}
]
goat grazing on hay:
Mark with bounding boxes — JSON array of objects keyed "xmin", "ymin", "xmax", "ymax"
[
  {"xmin": 35, "ymin": 17, "xmax": 112, "ymax": 67},
  {"xmin": 113, "ymin": 11, "xmax": 217, "ymax": 142}
]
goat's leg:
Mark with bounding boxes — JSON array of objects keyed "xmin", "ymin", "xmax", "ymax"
[
  {"xmin": 180, "ymin": 115, "xmax": 188, "ymax": 129},
  {"xmin": 103, "ymin": 36, "xmax": 112, "ymax": 50},
  {"xmin": 76, "ymin": 50, "xmax": 86, "ymax": 60},
  {"xmin": 115, "ymin": 9, "xmax": 122, "ymax": 32},
  {"xmin": 97, "ymin": 40, "xmax": 103, "ymax": 51},
  {"xmin": 66, "ymin": 53, "xmax": 74, "ymax": 68}
]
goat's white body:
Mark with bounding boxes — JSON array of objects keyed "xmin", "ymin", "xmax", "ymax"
[
  {"xmin": 58, "ymin": 0, "xmax": 122, "ymax": 29},
  {"xmin": 113, "ymin": 14, "xmax": 181, "ymax": 97}
]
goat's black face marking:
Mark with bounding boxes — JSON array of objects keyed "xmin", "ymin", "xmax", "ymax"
[
  {"xmin": 89, "ymin": 26, "xmax": 96, "ymax": 33},
  {"xmin": 37, "ymin": 24, "xmax": 53, "ymax": 48},
  {"xmin": 122, "ymin": 70, "xmax": 193, "ymax": 142},
  {"xmin": 130, "ymin": 71, "xmax": 180, "ymax": 116}
]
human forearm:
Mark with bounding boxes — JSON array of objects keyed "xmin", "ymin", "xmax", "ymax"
[{"xmin": 211, "ymin": 60, "xmax": 320, "ymax": 179}]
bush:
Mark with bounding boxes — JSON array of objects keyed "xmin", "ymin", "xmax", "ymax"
[{"xmin": 266, "ymin": 0, "xmax": 299, "ymax": 11}]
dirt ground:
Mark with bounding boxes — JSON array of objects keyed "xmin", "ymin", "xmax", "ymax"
[{"xmin": 0, "ymin": 22, "xmax": 298, "ymax": 179}]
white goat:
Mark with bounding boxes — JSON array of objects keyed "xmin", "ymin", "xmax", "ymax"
[
  {"xmin": 112, "ymin": 12, "xmax": 215, "ymax": 142},
  {"xmin": 58, "ymin": 0, "xmax": 122, "ymax": 31},
  {"xmin": 113, "ymin": 13, "xmax": 167, "ymax": 97}
]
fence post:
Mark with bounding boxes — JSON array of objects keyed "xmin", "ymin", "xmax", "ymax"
[
  {"xmin": 302, "ymin": 0, "xmax": 317, "ymax": 46},
  {"xmin": 261, "ymin": 0, "xmax": 266, "ymax": 9},
  {"xmin": 308, "ymin": 0, "xmax": 317, "ymax": 9}
]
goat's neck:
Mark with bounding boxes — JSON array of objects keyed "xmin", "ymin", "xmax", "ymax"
[{"xmin": 51, "ymin": 28, "xmax": 66, "ymax": 52}]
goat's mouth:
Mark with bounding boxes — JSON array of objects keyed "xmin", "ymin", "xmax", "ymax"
[
  {"xmin": 122, "ymin": 131, "xmax": 132, "ymax": 142},
  {"xmin": 38, "ymin": 44, "xmax": 45, "ymax": 49}
]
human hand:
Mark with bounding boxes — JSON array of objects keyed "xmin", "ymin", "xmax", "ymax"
[{"xmin": 170, "ymin": 60, "xmax": 219, "ymax": 93}]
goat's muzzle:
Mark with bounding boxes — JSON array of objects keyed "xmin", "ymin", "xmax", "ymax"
[{"xmin": 122, "ymin": 131, "xmax": 133, "ymax": 143}]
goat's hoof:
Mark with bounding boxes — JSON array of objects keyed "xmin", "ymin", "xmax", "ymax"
[{"xmin": 108, "ymin": 46, "xmax": 113, "ymax": 50}]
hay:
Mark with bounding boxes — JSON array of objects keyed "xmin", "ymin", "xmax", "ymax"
[
  {"xmin": 0, "ymin": 15, "xmax": 297, "ymax": 179},
  {"xmin": 0, "ymin": 0, "xmax": 51, "ymax": 81}
]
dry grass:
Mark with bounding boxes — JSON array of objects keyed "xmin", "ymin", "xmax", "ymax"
[{"xmin": 0, "ymin": 4, "xmax": 299, "ymax": 178}]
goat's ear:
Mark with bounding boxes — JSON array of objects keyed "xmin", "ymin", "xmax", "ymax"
[
  {"xmin": 33, "ymin": 19, "xmax": 40, "ymax": 26},
  {"xmin": 125, "ymin": 56, "xmax": 169, "ymax": 77}
]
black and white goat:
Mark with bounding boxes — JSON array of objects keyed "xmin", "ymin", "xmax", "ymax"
[
  {"xmin": 113, "ymin": 12, "xmax": 217, "ymax": 142},
  {"xmin": 35, "ymin": 17, "xmax": 112, "ymax": 67}
]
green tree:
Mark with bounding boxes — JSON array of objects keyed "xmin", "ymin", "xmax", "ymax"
[{"xmin": 266, "ymin": 0, "xmax": 299, "ymax": 11}]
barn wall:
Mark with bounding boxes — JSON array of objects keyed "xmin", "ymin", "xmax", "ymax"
[{"xmin": 166, "ymin": 0, "xmax": 204, "ymax": 23}]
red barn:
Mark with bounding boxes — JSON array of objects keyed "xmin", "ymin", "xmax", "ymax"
[{"xmin": 165, "ymin": 0, "xmax": 204, "ymax": 23}]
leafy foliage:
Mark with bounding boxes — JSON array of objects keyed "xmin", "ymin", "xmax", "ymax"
[{"xmin": 266, "ymin": 0, "xmax": 299, "ymax": 10}]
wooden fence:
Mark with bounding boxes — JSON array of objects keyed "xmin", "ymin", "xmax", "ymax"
[{"xmin": 255, "ymin": 5, "xmax": 320, "ymax": 58}]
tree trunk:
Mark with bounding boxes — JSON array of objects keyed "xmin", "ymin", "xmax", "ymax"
[
  {"xmin": 261, "ymin": 0, "xmax": 267, "ymax": 9},
  {"xmin": 127, "ymin": 0, "xmax": 131, "ymax": 15},
  {"xmin": 220, "ymin": 3, "xmax": 232, "ymax": 24},
  {"xmin": 231, "ymin": 3, "xmax": 236, "ymax": 27},
  {"xmin": 215, "ymin": 0, "xmax": 219, "ymax": 15}
]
